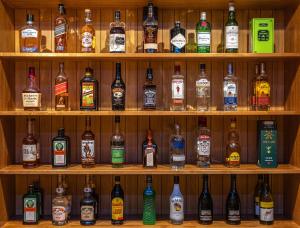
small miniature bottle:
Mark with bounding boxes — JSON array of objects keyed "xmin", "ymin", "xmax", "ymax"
[
  {"xmin": 81, "ymin": 116, "xmax": 95, "ymax": 168},
  {"xmin": 196, "ymin": 63, "xmax": 210, "ymax": 111},
  {"xmin": 170, "ymin": 123, "xmax": 185, "ymax": 170},
  {"xmin": 109, "ymin": 10, "xmax": 126, "ymax": 53},
  {"xmin": 143, "ymin": 129, "xmax": 158, "ymax": 168},
  {"xmin": 23, "ymin": 184, "xmax": 39, "ymax": 224},
  {"xmin": 170, "ymin": 21, "xmax": 186, "ymax": 53},
  {"xmin": 196, "ymin": 12, "xmax": 211, "ymax": 53},
  {"xmin": 22, "ymin": 118, "xmax": 38, "ymax": 168},
  {"xmin": 143, "ymin": 67, "xmax": 157, "ymax": 110},
  {"xmin": 55, "ymin": 4, "xmax": 68, "ymax": 52},
  {"xmin": 52, "ymin": 128, "xmax": 70, "ymax": 168},
  {"xmin": 143, "ymin": 175, "xmax": 156, "ymax": 225},
  {"xmin": 20, "ymin": 14, "xmax": 39, "ymax": 52},
  {"xmin": 55, "ymin": 63, "xmax": 69, "ymax": 111},
  {"xmin": 170, "ymin": 176, "xmax": 184, "ymax": 225},
  {"xmin": 52, "ymin": 187, "xmax": 69, "ymax": 225},
  {"xmin": 80, "ymin": 9, "xmax": 95, "ymax": 53},
  {"xmin": 224, "ymin": 63, "xmax": 238, "ymax": 111},
  {"xmin": 196, "ymin": 117, "xmax": 211, "ymax": 168},
  {"xmin": 80, "ymin": 186, "xmax": 96, "ymax": 225},
  {"xmin": 171, "ymin": 65, "xmax": 185, "ymax": 111},
  {"xmin": 111, "ymin": 176, "xmax": 124, "ymax": 225}
]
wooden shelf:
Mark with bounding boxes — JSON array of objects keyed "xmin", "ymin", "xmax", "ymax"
[{"xmin": 1, "ymin": 164, "xmax": 299, "ymax": 175}]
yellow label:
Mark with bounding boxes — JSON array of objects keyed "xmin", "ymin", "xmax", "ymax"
[
  {"xmin": 229, "ymin": 152, "xmax": 240, "ymax": 162},
  {"xmin": 112, "ymin": 197, "xmax": 123, "ymax": 220},
  {"xmin": 260, "ymin": 201, "xmax": 274, "ymax": 208},
  {"xmin": 256, "ymin": 81, "xmax": 270, "ymax": 97}
]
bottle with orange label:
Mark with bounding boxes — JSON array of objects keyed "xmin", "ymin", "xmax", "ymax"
[
  {"xmin": 111, "ymin": 176, "xmax": 124, "ymax": 225},
  {"xmin": 55, "ymin": 63, "xmax": 68, "ymax": 111},
  {"xmin": 225, "ymin": 117, "xmax": 241, "ymax": 167},
  {"xmin": 255, "ymin": 63, "xmax": 271, "ymax": 111},
  {"xmin": 52, "ymin": 128, "xmax": 70, "ymax": 168}
]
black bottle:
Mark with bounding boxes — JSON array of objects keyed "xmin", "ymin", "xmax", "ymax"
[
  {"xmin": 52, "ymin": 128, "xmax": 70, "ymax": 167},
  {"xmin": 111, "ymin": 176, "xmax": 124, "ymax": 224},
  {"xmin": 143, "ymin": 67, "xmax": 156, "ymax": 110},
  {"xmin": 111, "ymin": 62, "xmax": 126, "ymax": 110},
  {"xmin": 198, "ymin": 174, "xmax": 213, "ymax": 224},
  {"xmin": 170, "ymin": 21, "xmax": 186, "ymax": 53},
  {"xmin": 226, "ymin": 174, "xmax": 241, "ymax": 225},
  {"xmin": 80, "ymin": 186, "xmax": 97, "ymax": 225}
]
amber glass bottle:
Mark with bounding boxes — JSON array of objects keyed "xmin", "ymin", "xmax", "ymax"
[{"xmin": 22, "ymin": 118, "xmax": 38, "ymax": 168}]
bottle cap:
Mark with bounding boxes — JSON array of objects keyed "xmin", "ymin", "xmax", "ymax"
[
  {"xmin": 146, "ymin": 67, "xmax": 153, "ymax": 80},
  {"xmin": 200, "ymin": 12, "xmax": 207, "ymax": 20},
  {"xmin": 174, "ymin": 176, "xmax": 179, "ymax": 184},
  {"xmin": 115, "ymin": 10, "xmax": 121, "ymax": 20},
  {"xmin": 229, "ymin": 2, "xmax": 235, "ymax": 11},
  {"xmin": 58, "ymin": 128, "xmax": 65, "ymax": 135},
  {"xmin": 200, "ymin": 63, "xmax": 206, "ymax": 71},
  {"xmin": 84, "ymin": 187, "xmax": 92, "ymax": 193},
  {"xmin": 146, "ymin": 175, "xmax": 152, "ymax": 183},
  {"xmin": 27, "ymin": 14, "xmax": 34, "ymax": 22}
]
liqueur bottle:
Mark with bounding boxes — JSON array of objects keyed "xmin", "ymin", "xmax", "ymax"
[
  {"xmin": 225, "ymin": 118, "xmax": 241, "ymax": 167},
  {"xmin": 143, "ymin": 2, "xmax": 158, "ymax": 53},
  {"xmin": 143, "ymin": 129, "xmax": 158, "ymax": 168},
  {"xmin": 33, "ymin": 181, "xmax": 43, "ymax": 219},
  {"xmin": 196, "ymin": 63, "xmax": 210, "ymax": 111},
  {"xmin": 226, "ymin": 174, "xmax": 241, "ymax": 225},
  {"xmin": 111, "ymin": 176, "xmax": 124, "ymax": 225},
  {"xmin": 260, "ymin": 175, "xmax": 274, "ymax": 225},
  {"xmin": 109, "ymin": 10, "xmax": 126, "ymax": 53},
  {"xmin": 19, "ymin": 14, "xmax": 39, "ymax": 52},
  {"xmin": 111, "ymin": 116, "xmax": 125, "ymax": 168},
  {"xmin": 170, "ymin": 176, "xmax": 184, "ymax": 225},
  {"xmin": 22, "ymin": 67, "xmax": 42, "ymax": 111},
  {"xmin": 81, "ymin": 116, "xmax": 95, "ymax": 168},
  {"xmin": 80, "ymin": 67, "xmax": 98, "ymax": 111},
  {"xmin": 170, "ymin": 123, "xmax": 185, "ymax": 170},
  {"xmin": 80, "ymin": 9, "xmax": 95, "ymax": 53},
  {"xmin": 196, "ymin": 117, "xmax": 211, "ymax": 167},
  {"xmin": 23, "ymin": 184, "xmax": 39, "ymax": 224},
  {"xmin": 143, "ymin": 175, "xmax": 156, "ymax": 225},
  {"xmin": 223, "ymin": 63, "xmax": 238, "ymax": 111},
  {"xmin": 254, "ymin": 174, "xmax": 264, "ymax": 218},
  {"xmin": 55, "ymin": 4, "xmax": 68, "ymax": 52},
  {"xmin": 52, "ymin": 186, "xmax": 69, "ymax": 225},
  {"xmin": 80, "ymin": 185, "xmax": 96, "ymax": 225},
  {"xmin": 22, "ymin": 118, "xmax": 38, "ymax": 168},
  {"xmin": 52, "ymin": 128, "xmax": 70, "ymax": 168},
  {"xmin": 111, "ymin": 62, "xmax": 126, "ymax": 111},
  {"xmin": 143, "ymin": 67, "xmax": 157, "ymax": 110},
  {"xmin": 251, "ymin": 64, "xmax": 260, "ymax": 110},
  {"xmin": 196, "ymin": 12, "xmax": 211, "ymax": 53},
  {"xmin": 170, "ymin": 21, "xmax": 186, "ymax": 53},
  {"xmin": 225, "ymin": 2, "xmax": 239, "ymax": 53},
  {"xmin": 198, "ymin": 175, "xmax": 213, "ymax": 225},
  {"xmin": 255, "ymin": 63, "xmax": 271, "ymax": 111},
  {"xmin": 170, "ymin": 65, "xmax": 185, "ymax": 111},
  {"xmin": 55, "ymin": 63, "xmax": 69, "ymax": 111}
]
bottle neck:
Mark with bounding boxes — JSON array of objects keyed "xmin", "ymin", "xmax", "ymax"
[
  {"xmin": 86, "ymin": 118, "xmax": 91, "ymax": 131},
  {"xmin": 59, "ymin": 64, "xmax": 64, "ymax": 74},
  {"xmin": 146, "ymin": 181, "xmax": 152, "ymax": 189},
  {"xmin": 228, "ymin": 10, "xmax": 236, "ymax": 21},
  {"xmin": 173, "ymin": 183, "xmax": 180, "ymax": 192},
  {"xmin": 27, "ymin": 120, "xmax": 33, "ymax": 136},
  {"xmin": 203, "ymin": 177, "xmax": 209, "ymax": 192},
  {"xmin": 231, "ymin": 176, "xmax": 237, "ymax": 192},
  {"xmin": 148, "ymin": 6, "xmax": 154, "ymax": 18},
  {"xmin": 115, "ymin": 122, "xmax": 120, "ymax": 134}
]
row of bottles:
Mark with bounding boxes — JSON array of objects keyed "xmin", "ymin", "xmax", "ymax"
[{"xmin": 23, "ymin": 174, "xmax": 274, "ymax": 225}]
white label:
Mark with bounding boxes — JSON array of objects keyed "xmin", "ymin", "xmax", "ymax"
[
  {"xmin": 22, "ymin": 93, "xmax": 41, "ymax": 108},
  {"xmin": 172, "ymin": 79, "xmax": 184, "ymax": 99},
  {"xmin": 81, "ymin": 140, "xmax": 95, "ymax": 161},
  {"xmin": 225, "ymin": 26, "xmax": 239, "ymax": 49},
  {"xmin": 21, "ymin": 29, "xmax": 38, "ymax": 38},
  {"xmin": 172, "ymin": 154, "xmax": 185, "ymax": 162},
  {"xmin": 228, "ymin": 210, "xmax": 240, "ymax": 221},
  {"xmin": 260, "ymin": 208, "xmax": 274, "ymax": 222},
  {"xmin": 224, "ymin": 82, "xmax": 237, "ymax": 97},
  {"xmin": 197, "ymin": 136, "xmax": 210, "ymax": 156},
  {"xmin": 144, "ymin": 43, "xmax": 158, "ymax": 50},
  {"xmin": 197, "ymin": 32, "xmax": 211, "ymax": 46},
  {"xmin": 81, "ymin": 205, "xmax": 94, "ymax": 221},
  {"xmin": 146, "ymin": 148, "xmax": 154, "ymax": 167},
  {"xmin": 24, "ymin": 198, "xmax": 37, "ymax": 222},
  {"xmin": 109, "ymin": 34, "xmax": 125, "ymax": 52},
  {"xmin": 82, "ymin": 32, "xmax": 93, "ymax": 48},
  {"xmin": 171, "ymin": 33, "xmax": 186, "ymax": 49},
  {"xmin": 22, "ymin": 144, "xmax": 37, "ymax": 162},
  {"xmin": 170, "ymin": 197, "xmax": 184, "ymax": 221},
  {"xmin": 55, "ymin": 155, "xmax": 65, "ymax": 165},
  {"xmin": 52, "ymin": 206, "xmax": 66, "ymax": 222},
  {"xmin": 196, "ymin": 79, "xmax": 210, "ymax": 97},
  {"xmin": 200, "ymin": 210, "xmax": 212, "ymax": 221}
]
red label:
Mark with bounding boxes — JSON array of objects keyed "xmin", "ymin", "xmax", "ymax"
[
  {"xmin": 55, "ymin": 82, "xmax": 68, "ymax": 95},
  {"xmin": 257, "ymin": 96, "xmax": 270, "ymax": 106}
]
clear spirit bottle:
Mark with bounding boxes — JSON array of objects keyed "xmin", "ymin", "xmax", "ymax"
[
  {"xmin": 20, "ymin": 14, "xmax": 39, "ymax": 52},
  {"xmin": 170, "ymin": 21, "xmax": 186, "ymax": 53},
  {"xmin": 55, "ymin": 4, "xmax": 68, "ymax": 52},
  {"xmin": 170, "ymin": 123, "xmax": 185, "ymax": 170},
  {"xmin": 171, "ymin": 65, "xmax": 185, "ymax": 111},
  {"xmin": 196, "ymin": 63, "xmax": 210, "ymax": 111},
  {"xmin": 52, "ymin": 187, "xmax": 68, "ymax": 225},
  {"xmin": 22, "ymin": 118, "xmax": 38, "ymax": 168},
  {"xmin": 198, "ymin": 174, "xmax": 213, "ymax": 224},
  {"xmin": 143, "ymin": 129, "xmax": 158, "ymax": 168},
  {"xmin": 225, "ymin": 2, "xmax": 239, "ymax": 53},
  {"xmin": 225, "ymin": 118, "xmax": 241, "ymax": 167},
  {"xmin": 143, "ymin": 2, "xmax": 158, "ymax": 53},
  {"xmin": 111, "ymin": 116, "xmax": 125, "ymax": 167},
  {"xmin": 196, "ymin": 117, "xmax": 211, "ymax": 167},
  {"xmin": 255, "ymin": 63, "xmax": 271, "ymax": 111},
  {"xmin": 143, "ymin": 175, "xmax": 156, "ymax": 225},
  {"xmin": 170, "ymin": 176, "xmax": 184, "ymax": 225},
  {"xmin": 80, "ymin": 9, "xmax": 95, "ymax": 53},
  {"xmin": 55, "ymin": 63, "xmax": 68, "ymax": 111},
  {"xmin": 196, "ymin": 12, "xmax": 211, "ymax": 53},
  {"xmin": 109, "ymin": 11, "xmax": 126, "ymax": 53},
  {"xmin": 223, "ymin": 63, "xmax": 238, "ymax": 111},
  {"xmin": 81, "ymin": 116, "xmax": 95, "ymax": 168},
  {"xmin": 143, "ymin": 67, "xmax": 157, "ymax": 110}
]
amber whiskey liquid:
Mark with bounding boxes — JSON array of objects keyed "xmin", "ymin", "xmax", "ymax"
[
  {"xmin": 55, "ymin": 63, "xmax": 68, "ymax": 111},
  {"xmin": 80, "ymin": 9, "xmax": 95, "ymax": 53},
  {"xmin": 20, "ymin": 14, "xmax": 39, "ymax": 52}
]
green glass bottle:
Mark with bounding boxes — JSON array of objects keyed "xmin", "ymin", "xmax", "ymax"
[
  {"xmin": 196, "ymin": 12, "xmax": 211, "ymax": 53},
  {"xmin": 23, "ymin": 184, "xmax": 39, "ymax": 224},
  {"xmin": 143, "ymin": 175, "xmax": 156, "ymax": 225},
  {"xmin": 225, "ymin": 2, "xmax": 239, "ymax": 53}
]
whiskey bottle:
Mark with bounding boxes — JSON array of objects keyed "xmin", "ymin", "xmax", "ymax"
[
  {"xmin": 109, "ymin": 11, "xmax": 126, "ymax": 53},
  {"xmin": 225, "ymin": 118, "xmax": 241, "ymax": 167},
  {"xmin": 52, "ymin": 128, "xmax": 70, "ymax": 167},
  {"xmin": 251, "ymin": 64, "xmax": 259, "ymax": 110},
  {"xmin": 111, "ymin": 176, "xmax": 124, "ymax": 224},
  {"xmin": 254, "ymin": 174, "xmax": 264, "ymax": 218},
  {"xmin": 55, "ymin": 4, "xmax": 68, "ymax": 52},
  {"xmin": 170, "ymin": 176, "xmax": 184, "ymax": 225},
  {"xmin": 143, "ymin": 2, "xmax": 158, "ymax": 53},
  {"xmin": 22, "ymin": 67, "xmax": 41, "ymax": 111},
  {"xmin": 52, "ymin": 186, "xmax": 69, "ymax": 225},
  {"xmin": 143, "ymin": 129, "xmax": 158, "ymax": 168},
  {"xmin": 143, "ymin": 175, "xmax": 156, "ymax": 225},
  {"xmin": 80, "ymin": 186, "xmax": 96, "ymax": 225},
  {"xmin": 196, "ymin": 12, "xmax": 211, "ymax": 53},
  {"xmin": 226, "ymin": 174, "xmax": 241, "ymax": 225},
  {"xmin": 111, "ymin": 116, "xmax": 125, "ymax": 167},
  {"xmin": 20, "ymin": 14, "xmax": 39, "ymax": 52},
  {"xmin": 198, "ymin": 175, "xmax": 213, "ymax": 225},
  {"xmin": 259, "ymin": 175, "xmax": 274, "ymax": 225},
  {"xmin": 255, "ymin": 63, "xmax": 271, "ymax": 111},
  {"xmin": 170, "ymin": 123, "xmax": 185, "ymax": 170},
  {"xmin": 55, "ymin": 63, "xmax": 69, "ymax": 111},
  {"xmin": 170, "ymin": 21, "xmax": 186, "ymax": 53},
  {"xmin": 143, "ymin": 67, "xmax": 157, "ymax": 110},
  {"xmin": 80, "ymin": 67, "xmax": 98, "ymax": 111},
  {"xmin": 170, "ymin": 65, "xmax": 185, "ymax": 111},
  {"xmin": 80, "ymin": 9, "xmax": 95, "ymax": 53},
  {"xmin": 196, "ymin": 117, "xmax": 211, "ymax": 168},
  {"xmin": 224, "ymin": 63, "xmax": 238, "ymax": 111},
  {"xmin": 111, "ymin": 62, "xmax": 126, "ymax": 111},
  {"xmin": 196, "ymin": 63, "xmax": 210, "ymax": 111},
  {"xmin": 225, "ymin": 2, "xmax": 239, "ymax": 53},
  {"xmin": 22, "ymin": 118, "xmax": 38, "ymax": 168},
  {"xmin": 81, "ymin": 116, "xmax": 95, "ymax": 168},
  {"xmin": 23, "ymin": 184, "xmax": 39, "ymax": 224}
]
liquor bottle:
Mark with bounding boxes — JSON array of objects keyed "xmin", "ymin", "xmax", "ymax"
[
  {"xmin": 55, "ymin": 63, "xmax": 69, "ymax": 111},
  {"xmin": 223, "ymin": 63, "xmax": 238, "ymax": 111},
  {"xmin": 143, "ymin": 67, "xmax": 157, "ymax": 110},
  {"xmin": 80, "ymin": 67, "xmax": 99, "ymax": 111},
  {"xmin": 111, "ymin": 116, "xmax": 125, "ymax": 168},
  {"xmin": 52, "ymin": 128, "xmax": 70, "ymax": 167},
  {"xmin": 259, "ymin": 175, "xmax": 274, "ymax": 225},
  {"xmin": 111, "ymin": 62, "xmax": 126, "ymax": 110},
  {"xmin": 255, "ymin": 63, "xmax": 271, "ymax": 111},
  {"xmin": 55, "ymin": 4, "xmax": 68, "ymax": 52},
  {"xmin": 225, "ymin": 118, "xmax": 241, "ymax": 167},
  {"xmin": 22, "ymin": 67, "xmax": 42, "ymax": 111},
  {"xmin": 143, "ymin": 129, "xmax": 158, "ymax": 168},
  {"xmin": 22, "ymin": 118, "xmax": 38, "ymax": 168},
  {"xmin": 52, "ymin": 186, "xmax": 68, "ymax": 225},
  {"xmin": 81, "ymin": 116, "xmax": 95, "ymax": 168},
  {"xmin": 80, "ymin": 9, "xmax": 95, "ymax": 53},
  {"xmin": 80, "ymin": 186, "xmax": 96, "ymax": 225},
  {"xmin": 196, "ymin": 12, "xmax": 211, "ymax": 53},
  {"xmin": 33, "ymin": 181, "xmax": 43, "ymax": 219},
  {"xmin": 251, "ymin": 64, "xmax": 259, "ymax": 110},
  {"xmin": 186, "ymin": 33, "xmax": 197, "ymax": 53},
  {"xmin": 143, "ymin": 2, "xmax": 158, "ymax": 53},
  {"xmin": 19, "ymin": 14, "xmax": 39, "ymax": 52},
  {"xmin": 170, "ymin": 65, "xmax": 185, "ymax": 111},
  {"xmin": 196, "ymin": 63, "xmax": 210, "ymax": 111},
  {"xmin": 196, "ymin": 117, "xmax": 211, "ymax": 167},
  {"xmin": 143, "ymin": 175, "xmax": 156, "ymax": 225},
  {"xmin": 170, "ymin": 21, "xmax": 186, "ymax": 53},
  {"xmin": 254, "ymin": 174, "xmax": 264, "ymax": 218},
  {"xmin": 111, "ymin": 176, "xmax": 124, "ymax": 225},
  {"xmin": 198, "ymin": 175, "xmax": 213, "ymax": 224},
  {"xmin": 23, "ymin": 184, "xmax": 39, "ymax": 224},
  {"xmin": 170, "ymin": 123, "xmax": 185, "ymax": 170},
  {"xmin": 225, "ymin": 2, "xmax": 239, "ymax": 53},
  {"xmin": 170, "ymin": 176, "xmax": 184, "ymax": 225},
  {"xmin": 109, "ymin": 10, "xmax": 126, "ymax": 53},
  {"xmin": 226, "ymin": 174, "xmax": 241, "ymax": 225}
]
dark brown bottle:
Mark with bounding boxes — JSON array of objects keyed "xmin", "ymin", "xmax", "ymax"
[
  {"xmin": 143, "ymin": 129, "xmax": 158, "ymax": 168},
  {"xmin": 111, "ymin": 63, "xmax": 126, "ymax": 111},
  {"xmin": 259, "ymin": 175, "xmax": 274, "ymax": 225},
  {"xmin": 111, "ymin": 176, "xmax": 124, "ymax": 224},
  {"xmin": 226, "ymin": 174, "xmax": 241, "ymax": 225},
  {"xmin": 81, "ymin": 116, "xmax": 95, "ymax": 168},
  {"xmin": 22, "ymin": 118, "xmax": 38, "ymax": 168}
]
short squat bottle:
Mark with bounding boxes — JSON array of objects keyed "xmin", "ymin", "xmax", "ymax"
[
  {"xmin": 170, "ymin": 176, "xmax": 184, "ymax": 225},
  {"xmin": 80, "ymin": 187, "xmax": 96, "ymax": 225},
  {"xmin": 23, "ymin": 184, "xmax": 39, "ymax": 224}
]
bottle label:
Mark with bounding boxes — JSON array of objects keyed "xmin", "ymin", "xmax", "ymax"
[
  {"xmin": 22, "ymin": 93, "xmax": 42, "ymax": 108},
  {"xmin": 21, "ymin": 28, "xmax": 38, "ymax": 38},
  {"xmin": 81, "ymin": 140, "xmax": 95, "ymax": 162},
  {"xmin": 172, "ymin": 79, "xmax": 184, "ymax": 99},
  {"xmin": 171, "ymin": 138, "xmax": 185, "ymax": 150},
  {"xmin": 226, "ymin": 151, "xmax": 240, "ymax": 165},
  {"xmin": 197, "ymin": 32, "xmax": 211, "ymax": 46},
  {"xmin": 170, "ymin": 197, "xmax": 184, "ymax": 221},
  {"xmin": 53, "ymin": 140, "xmax": 66, "ymax": 166},
  {"xmin": 200, "ymin": 209, "xmax": 212, "ymax": 221},
  {"xmin": 196, "ymin": 79, "xmax": 210, "ymax": 97},
  {"xmin": 145, "ymin": 147, "xmax": 154, "ymax": 167},
  {"xmin": 144, "ymin": 25, "xmax": 158, "ymax": 51},
  {"xmin": 144, "ymin": 88, "xmax": 156, "ymax": 108},
  {"xmin": 55, "ymin": 82, "xmax": 68, "ymax": 96},
  {"xmin": 172, "ymin": 154, "xmax": 186, "ymax": 162},
  {"xmin": 228, "ymin": 209, "xmax": 240, "ymax": 221},
  {"xmin": 24, "ymin": 198, "xmax": 37, "ymax": 222},
  {"xmin": 171, "ymin": 33, "xmax": 186, "ymax": 49},
  {"xmin": 81, "ymin": 205, "xmax": 94, "ymax": 221},
  {"xmin": 112, "ymin": 197, "xmax": 124, "ymax": 221},
  {"xmin": 82, "ymin": 32, "xmax": 94, "ymax": 48},
  {"xmin": 82, "ymin": 82, "xmax": 95, "ymax": 107},
  {"xmin": 52, "ymin": 206, "xmax": 66, "ymax": 222},
  {"xmin": 22, "ymin": 144, "xmax": 37, "ymax": 162},
  {"xmin": 55, "ymin": 23, "xmax": 67, "ymax": 37},
  {"xmin": 197, "ymin": 135, "xmax": 211, "ymax": 156},
  {"xmin": 225, "ymin": 26, "xmax": 239, "ymax": 49},
  {"xmin": 109, "ymin": 34, "xmax": 125, "ymax": 52},
  {"xmin": 260, "ymin": 207, "xmax": 273, "ymax": 222},
  {"xmin": 256, "ymin": 81, "xmax": 271, "ymax": 106},
  {"xmin": 224, "ymin": 82, "xmax": 237, "ymax": 105},
  {"xmin": 112, "ymin": 87, "xmax": 125, "ymax": 106},
  {"xmin": 255, "ymin": 197, "xmax": 260, "ymax": 216},
  {"xmin": 111, "ymin": 147, "xmax": 125, "ymax": 164}
]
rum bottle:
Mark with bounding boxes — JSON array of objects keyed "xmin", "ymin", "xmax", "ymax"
[
  {"xmin": 225, "ymin": 118, "xmax": 241, "ymax": 167},
  {"xmin": 22, "ymin": 118, "xmax": 38, "ymax": 168},
  {"xmin": 111, "ymin": 176, "xmax": 124, "ymax": 224},
  {"xmin": 223, "ymin": 63, "xmax": 238, "ymax": 111},
  {"xmin": 254, "ymin": 174, "xmax": 264, "ymax": 218},
  {"xmin": 143, "ymin": 175, "xmax": 156, "ymax": 225},
  {"xmin": 143, "ymin": 2, "xmax": 158, "ymax": 53},
  {"xmin": 55, "ymin": 63, "xmax": 69, "ymax": 111},
  {"xmin": 196, "ymin": 12, "xmax": 211, "ymax": 53},
  {"xmin": 23, "ymin": 184, "xmax": 39, "ymax": 224},
  {"xmin": 225, "ymin": 2, "xmax": 239, "ymax": 53},
  {"xmin": 80, "ymin": 186, "xmax": 96, "ymax": 225},
  {"xmin": 52, "ymin": 186, "xmax": 69, "ymax": 225},
  {"xmin": 255, "ymin": 63, "xmax": 271, "ymax": 111},
  {"xmin": 196, "ymin": 117, "xmax": 211, "ymax": 167},
  {"xmin": 196, "ymin": 63, "xmax": 210, "ymax": 111},
  {"xmin": 226, "ymin": 174, "xmax": 241, "ymax": 225},
  {"xmin": 52, "ymin": 128, "xmax": 70, "ymax": 167},
  {"xmin": 198, "ymin": 175, "xmax": 213, "ymax": 224},
  {"xmin": 259, "ymin": 175, "xmax": 274, "ymax": 225},
  {"xmin": 80, "ymin": 9, "xmax": 95, "ymax": 53},
  {"xmin": 111, "ymin": 116, "xmax": 125, "ymax": 167},
  {"xmin": 111, "ymin": 62, "xmax": 126, "ymax": 110},
  {"xmin": 109, "ymin": 11, "xmax": 126, "ymax": 53},
  {"xmin": 55, "ymin": 4, "xmax": 68, "ymax": 52},
  {"xmin": 170, "ymin": 21, "xmax": 186, "ymax": 53},
  {"xmin": 143, "ymin": 67, "xmax": 157, "ymax": 110},
  {"xmin": 81, "ymin": 116, "xmax": 95, "ymax": 168},
  {"xmin": 170, "ymin": 176, "xmax": 184, "ymax": 225},
  {"xmin": 20, "ymin": 14, "xmax": 39, "ymax": 52},
  {"xmin": 143, "ymin": 129, "xmax": 158, "ymax": 168},
  {"xmin": 80, "ymin": 67, "xmax": 98, "ymax": 111},
  {"xmin": 170, "ymin": 123, "xmax": 185, "ymax": 170},
  {"xmin": 171, "ymin": 65, "xmax": 185, "ymax": 111}
]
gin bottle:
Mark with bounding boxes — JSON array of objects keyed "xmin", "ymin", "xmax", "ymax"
[
  {"xmin": 225, "ymin": 2, "xmax": 239, "ymax": 53},
  {"xmin": 81, "ymin": 116, "xmax": 95, "ymax": 168},
  {"xmin": 196, "ymin": 117, "xmax": 211, "ymax": 167},
  {"xmin": 170, "ymin": 21, "xmax": 186, "ymax": 53},
  {"xmin": 259, "ymin": 175, "xmax": 274, "ymax": 225},
  {"xmin": 143, "ymin": 175, "xmax": 156, "ymax": 225},
  {"xmin": 170, "ymin": 123, "xmax": 185, "ymax": 170},
  {"xmin": 171, "ymin": 65, "xmax": 185, "ymax": 111},
  {"xmin": 196, "ymin": 63, "xmax": 210, "ymax": 111},
  {"xmin": 196, "ymin": 12, "xmax": 211, "ymax": 53},
  {"xmin": 170, "ymin": 176, "xmax": 184, "ymax": 225},
  {"xmin": 224, "ymin": 63, "xmax": 238, "ymax": 111}
]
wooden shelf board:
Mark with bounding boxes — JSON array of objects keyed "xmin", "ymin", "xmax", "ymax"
[{"xmin": 1, "ymin": 164, "xmax": 299, "ymax": 175}]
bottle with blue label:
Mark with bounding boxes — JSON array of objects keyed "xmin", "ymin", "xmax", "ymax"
[
  {"xmin": 170, "ymin": 123, "xmax": 185, "ymax": 170},
  {"xmin": 223, "ymin": 63, "xmax": 238, "ymax": 111}
]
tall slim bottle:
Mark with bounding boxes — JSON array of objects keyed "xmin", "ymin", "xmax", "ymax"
[
  {"xmin": 170, "ymin": 176, "xmax": 184, "ymax": 225},
  {"xmin": 55, "ymin": 63, "xmax": 68, "ymax": 111},
  {"xmin": 225, "ymin": 2, "xmax": 239, "ymax": 53},
  {"xmin": 111, "ymin": 176, "xmax": 124, "ymax": 225},
  {"xmin": 259, "ymin": 175, "xmax": 274, "ymax": 225},
  {"xmin": 143, "ymin": 175, "xmax": 156, "ymax": 225},
  {"xmin": 54, "ymin": 4, "xmax": 68, "ymax": 52},
  {"xmin": 254, "ymin": 174, "xmax": 264, "ymax": 218},
  {"xmin": 226, "ymin": 174, "xmax": 241, "ymax": 225},
  {"xmin": 198, "ymin": 175, "xmax": 213, "ymax": 224},
  {"xmin": 111, "ymin": 62, "xmax": 126, "ymax": 111}
]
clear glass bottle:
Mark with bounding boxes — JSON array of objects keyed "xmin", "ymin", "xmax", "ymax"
[
  {"xmin": 226, "ymin": 174, "xmax": 241, "ymax": 225},
  {"xmin": 170, "ymin": 176, "xmax": 184, "ymax": 225},
  {"xmin": 143, "ymin": 129, "xmax": 158, "ymax": 168},
  {"xmin": 196, "ymin": 117, "xmax": 211, "ymax": 167},
  {"xmin": 170, "ymin": 123, "xmax": 185, "ymax": 170},
  {"xmin": 255, "ymin": 63, "xmax": 271, "ymax": 111},
  {"xmin": 52, "ymin": 187, "xmax": 68, "ymax": 226},
  {"xmin": 81, "ymin": 116, "xmax": 95, "ymax": 168},
  {"xmin": 111, "ymin": 176, "xmax": 124, "ymax": 225},
  {"xmin": 259, "ymin": 175, "xmax": 274, "ymax": 225},
  {"xmin": 23, "ymin": 184, "xmax": 39, "ymax": 224},
  {"xmin": 143, "ymin": 67, "xmax": 157, "ymax": 110},
  {"xmin": 80, "ymin": 186, "xmax": 96, "ymax": 225},
  {"xmin": 80, "ymin": 9, "xmax": 95, "ymax": 53},
  {"xmin": 143, "ymin": 2, "xmax": 158, "ymax": 53},
  {"xmin": 196, "ymin": 63, "xmax": 210, "ymax": 111},
  {"xmin": 225, "ymin": 2, "xmax": 239, "ymax": 53},
  {"xmin": 198, "ymin": 174, "xmax": 213, "ymax": 225},
  {"xmin": 225, "ymin": 118, "xmax": 241, "ymax": 167},
  {"xmin": 143, "ymin": 175, "xmax": 156, "ymax": 225},
  {"xmin": 170, "ymin": 21, "xmax": 186, "ymax": 53},
  {"xmin": 22, "ymin": 118, "xmax": 38, "ymax": 168},
  {"xmin": 186, "ymin": 33, "xmax": 197, "ymax": 53},
  {"xmin": 109, "ymin": 10, "xmax": 126, "ymax": 53},
  {"xmin": 111, "ymin": 116, "xmax": 125, "ymax": 168},
  {"xmin": 196, "ymin": 12, "xmax": 211, "ymax": 53},
  {"xmin": 224, "ymin": 63, "xmax": 238, "ymax": 111},
  {"xmin": 55, "ymin": 63, "xmax": 69, "ymax": 111},
  {"xmin": 55, "ymin": 4, "xmax": 68, "ymax": 52},
  {"xmin": 20, "ymin": 14, "xmax": 39, "ymax": 52},
  {"xmin": 171, "ymin": 65, "xmax": 185, "ymax": 111}
]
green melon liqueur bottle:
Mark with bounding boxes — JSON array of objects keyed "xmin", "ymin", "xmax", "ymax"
[
  {"xmin": 196, "ymin": 12, "xmax": 211, "ymax": 53},
  {"xmin": 143, "ymin": 175, "xmax": 156, "ymax": 225}
]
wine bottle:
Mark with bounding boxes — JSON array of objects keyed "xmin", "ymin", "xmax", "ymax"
[
  {"xmin": 259, "ymin": 175, "xmax": 274, "ymax": 225},
  {"xmin": 198, "ymin": 174, "xmax": 213, "ymax": 224},
  {"xmin": 226, "ymin": 174, "xmax": 241, "ymax": 225}
]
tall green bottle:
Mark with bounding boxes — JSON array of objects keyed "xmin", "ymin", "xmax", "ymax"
[
  {"xmin": 225, "ymin": 2, "xmax": 239, "ymax": 53},
  {"xmin": 143, "ymin": 175, "xmax": 156, "ymax": 225},
  {"xmin": 196, "ymin": 12, "xmax": 211, "ymax": 53}
]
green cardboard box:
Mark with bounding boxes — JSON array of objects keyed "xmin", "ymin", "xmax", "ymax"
[{"xmin": 249, "ymin": 18, "xmax": 274, "ymax": 53}]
